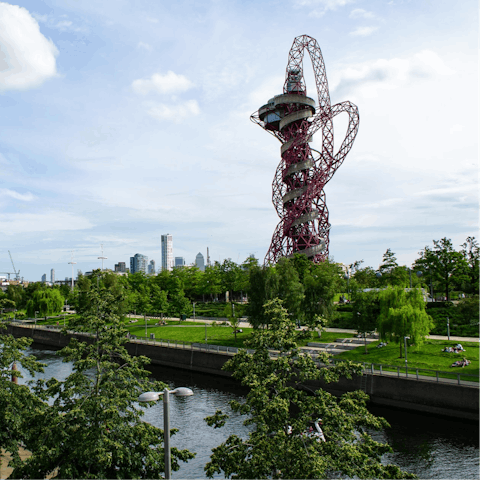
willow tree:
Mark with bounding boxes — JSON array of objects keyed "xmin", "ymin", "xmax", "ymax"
[{"xmin": 378, "ymin": 286, "xmax": 434, "ymax": 358}]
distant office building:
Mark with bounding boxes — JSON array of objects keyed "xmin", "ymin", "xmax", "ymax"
[
  {"xmin": 195, "ymin": 252, "xmax": 205, "ymax": 272},
  {"xmin": 41, "ymin": 273, "xmax": 47, "ymax": 283},
  {"xmin": 115, "ymin": 262, "xmax": 126, "ymax": 273},
  {"xmin": 50, "ymin": 269, "xmax": 55, "ymax": 283},
  {"xmin": 174, "ymin": 257, "xmax": 185, "ymax": 268},
  {"xmin": 148, "ymin": 260, "xmax": 156, "ymax": 274},
  {"xmin": 130, "ymin": 254, "xmax": 148, "ymax": 274},
  {"xmin": 161, "ymin": 234, "xmax": 173, "ymax": 271}
]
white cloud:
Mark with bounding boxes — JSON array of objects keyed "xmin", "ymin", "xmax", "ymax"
[
  {"xmin": 132, "ymin": 71, "xmax": 194, "ymax": 95},
  {"xmin": 0, "ymin": 211, "xmax": 94, "ymax": 235},
  {"xmin": 137, "ymin": 41, "xmax": 152, "ymax": 51},
  {"xmin": 349, "ymin": 8, "xmax": 377, "ymax": 19},
  {"xmin": 449, "ymin": 124, "xmax": 464, "ymax": 134},
  {"xmin": 0, "ymin": 188, "xmax": 35, "ymax": 201},
  {"xmin": 331, "ymin": 50, "xmax": 454, "ymax": 97},
  {"xmin": 295, "ymin": 0, "xmax": 356, "ymax": 17},
  {"xmin": 0, "ymin": 2, "xmax": 59, "ymax": 91},
  {"xmin": 32, "ymin": 12, "xmax": 86, "ymax": 33},
  {"xmin": 146, "ymin": 100, "xmax": 200, "ymax": 123},
  {"xmin": 349, "ymin": 26, "xmax": 378, "ymax": 37}
]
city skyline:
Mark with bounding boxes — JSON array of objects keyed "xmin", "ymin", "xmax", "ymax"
[{"xmin": 0, "ymin": 0, "xmax": 477, "ymax": 281}]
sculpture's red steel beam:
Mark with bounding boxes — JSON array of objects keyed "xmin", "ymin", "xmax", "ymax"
[{"xmin": 251, "ymin": 35, "xmax": 359, "ymax": 264}]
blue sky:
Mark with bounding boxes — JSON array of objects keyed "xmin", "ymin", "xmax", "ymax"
[{"xmin": 0, "ymin": 0, "xmax": 477, "ymax": 281}]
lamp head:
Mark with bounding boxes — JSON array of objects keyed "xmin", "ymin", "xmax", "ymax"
[
  {"xmin": 171, "ymin": 387, "xmax": 194, "ymax": 397},
  {"xmin": 138, "ymin": 391, "xmax": 161, "ymax": 402}
]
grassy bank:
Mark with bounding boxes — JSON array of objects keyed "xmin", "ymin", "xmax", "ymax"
[{"xmin": 335, "ymin": 339, "xmax": 479, "ymax": 379}]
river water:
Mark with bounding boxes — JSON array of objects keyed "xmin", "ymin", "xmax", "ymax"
[{"xmin": 18, "ymin": 346, "xmax": 479, "ymax": 479}]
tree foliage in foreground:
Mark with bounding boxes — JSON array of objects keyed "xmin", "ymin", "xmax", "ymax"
[
  {"xmin": 0, "ymin": 325, "xmax": 45, "ymax": 474},
  {"xmin": 204, "ymin": 299, "xmax": 414, "ymax": 479},
  {"xmin": 378, "ymin": 286, "xmax": 434, "ymax": 358},
  {"xmin": 12, "ymin": 287, "xmax": 195, "ymax": 479}
]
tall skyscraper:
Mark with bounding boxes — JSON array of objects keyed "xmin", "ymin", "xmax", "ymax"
[
  {"xmin": 161, "ymin": 234, "xmax": 173, "ymax": 271},
  {"xmin": 148, "ymin": 260, "xmax": 156, "ymax": 274},
  {"xmin": 174, "ymin": 257, "xmax": 185, "ymax": 268},
  {"xmin": 195, "ymin": 252, "xmax": 205, "ymax": 272},
  {"xmin": 50, "ymin": 268, "xmax": 55, "ymax": 283},
  {"xmin": 130, "ymin": 254, "xmax": 148, "ymax": 274},
  {"xmin": 41, "ymin": 273, "xmax": 47, "ymax": 283}
]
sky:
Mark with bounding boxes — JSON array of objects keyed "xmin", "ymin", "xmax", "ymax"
[{"xmin": 0, "ymin": 0, "xmax": 478, "ymax": 282}]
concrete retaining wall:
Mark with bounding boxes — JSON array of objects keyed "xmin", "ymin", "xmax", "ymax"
[{"xmin": 7, "ymin": 325, "xmax": 478, "ymax": 420}]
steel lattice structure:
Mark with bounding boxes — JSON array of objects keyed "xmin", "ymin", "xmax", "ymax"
[{"xmin": 251, "ymin": 35, "xmax": 359, "ymax": 265}]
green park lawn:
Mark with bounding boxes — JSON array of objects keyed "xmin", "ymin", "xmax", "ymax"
[
  {"xmin": 335, "ymin": 339, "xmax": 479, "ymax": 379},
  {"xmin": 125, "ymin": 324, "xmax": 353, "ymax": 348},
  {"xmin": 126, "ymin": 324, "xmax": 253, "ymax": 347}
]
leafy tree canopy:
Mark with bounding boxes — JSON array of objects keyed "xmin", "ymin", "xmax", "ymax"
[
  {"xmin": 12, "ymin": 286, "xmax": 195, "ymax": 479},
  {"xmin": 204, "ymin": 299, "xmax": 414, "ymax": 479}
]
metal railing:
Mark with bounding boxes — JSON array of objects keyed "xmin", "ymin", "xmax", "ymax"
[{"xmin": 7, "ymin": 322, "xmax": 479, "ymax": 387}]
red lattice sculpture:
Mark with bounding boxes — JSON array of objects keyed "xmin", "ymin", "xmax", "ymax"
[{"xmin": 251, "ymin": 35, "xmax": 359, "ymax": 265}]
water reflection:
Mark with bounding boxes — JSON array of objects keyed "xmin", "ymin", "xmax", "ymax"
[{"xmin": 17, "ymin": 345, "xmax": 480, "ymax": 479}]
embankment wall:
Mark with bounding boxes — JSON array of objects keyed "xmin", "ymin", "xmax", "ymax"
[{"xmin": 7, "ymin": 325, "xmax": 478, "ymax": 421}]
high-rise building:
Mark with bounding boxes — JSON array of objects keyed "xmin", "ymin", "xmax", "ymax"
[
  {"xmin": 161, "ymin": 234, "xmax": 173, "ymax": 271},
  {"xmin": 174, "ymin": 257, "xmax": 185, "ymax": 268},
  {"xmin": 130, "ymin": 254, "xmax": 148, "ymax": 274},
  {"xmin": 148, "ymin": 260, "xmax": 156, "ymax": 274},
  {"xmin": 195, "ymin": 252, "xmax": 205, "ymax": 272},
  {"xmin": 115, "ymin": 262, "xmax": 126, "ymax": 272},
  {"xmin": 50, "ymin": 268, "xmax": 55, "ymax": 283},
  {"xmin": 41, "ymin": 273, "xmax": 47, "ymax": 283}
]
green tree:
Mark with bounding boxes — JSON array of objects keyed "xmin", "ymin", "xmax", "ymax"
[
  {"xmin": 26, "ymin": 288, "xmax": 64, "ymax": 318},
  {"xmin": 149, "ymin": 284, "xmax": 170, "ymax": 317},
  {"xmin": 276, "ymin": 257, "xmax": 304, "ymax": 326},
  {"xmin": 460, "ymin": 236, "xmax": 479, "ymax": 294},
  {"xmin": 352, "ymin": 290, "xmax": 380, "ymax": 354},
  {"xmin": 6, "ymin": 284, "xmax": 25, "ymax": 309},
  {"xmin": 378, "ymin": 286, "xmax": 434, "ymax": 358},
  {"xmin": 301, "ymin": 259, "xmax": 342, "ymax": 325},
  {"xmin": 198, "ymin": 265, "xmax": 222, "ymax": 302},
  {"xmin": 13, "ymin": 286, "xmax": 195, "ymax": 479},
  {"xmin": 0, "ymin": 325, "xmax": 45, "ymax": 474},
  {"xmin": 220, "ymin": 259, "xmax": 242, "ymax": 302},
  {"xmin": 353, "ymin": 266, "xmax": 381, "ymax": 289},
  {"xmin": 204, "ymin": 299, "xmax": 413, "ymax": 479},
  {"xmin": 245, "ymin": 265, "xmax": 279, "ymax": 328},
  {"xmin": 415, "ymin": 238, "xmax": 469, "ymax": 301}
]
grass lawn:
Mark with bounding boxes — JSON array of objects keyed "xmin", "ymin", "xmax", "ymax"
[
  {"xmin": 335, "ymin": 339, "xmax": 479, "ymax": 380},
  {"xmin": 125, "ymin": 324, "xmax": 354, "ymax": 348},
  {"xmin": 126, "ymin": 324, "xmax": 253, "ymax": 348}
]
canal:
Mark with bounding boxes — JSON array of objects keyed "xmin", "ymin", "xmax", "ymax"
[{"xmin": 18, "ymin": 346, "xmax": 480, "ymax": 479}]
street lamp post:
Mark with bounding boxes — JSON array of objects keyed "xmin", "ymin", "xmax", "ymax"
[
  {"xmin": 34, "ymin": 311, "xmax": 39, "ymax": 329},
  {"xmin": 343, "ymin": 272, "xmax": 350, "ymax": 300},
  {"xmin": 193, "ymin": 302, "xmax": 196, "ymax": 320},
  {"xmin": 404, "ymin": 336, "xmax": 410, "ymax": 375},
  {"xmin": 138, "ymin": 387, "xmax": 193, "ymax": 479},
  {"xmin": 408, "ymin": 268, "xmax": 423, "ymax": 289},
  {"xmin": 447, "ymin": 317, "xmax": 450, "ymax": 340}
]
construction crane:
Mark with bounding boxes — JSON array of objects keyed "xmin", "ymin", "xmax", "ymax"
[
  {"xmin": 8, "ymin": 251, "xmax": 20, "ymax": 281},
  {"xmin": 0, "ymin": 272, "xmax": 15, "ymax": 280}
]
